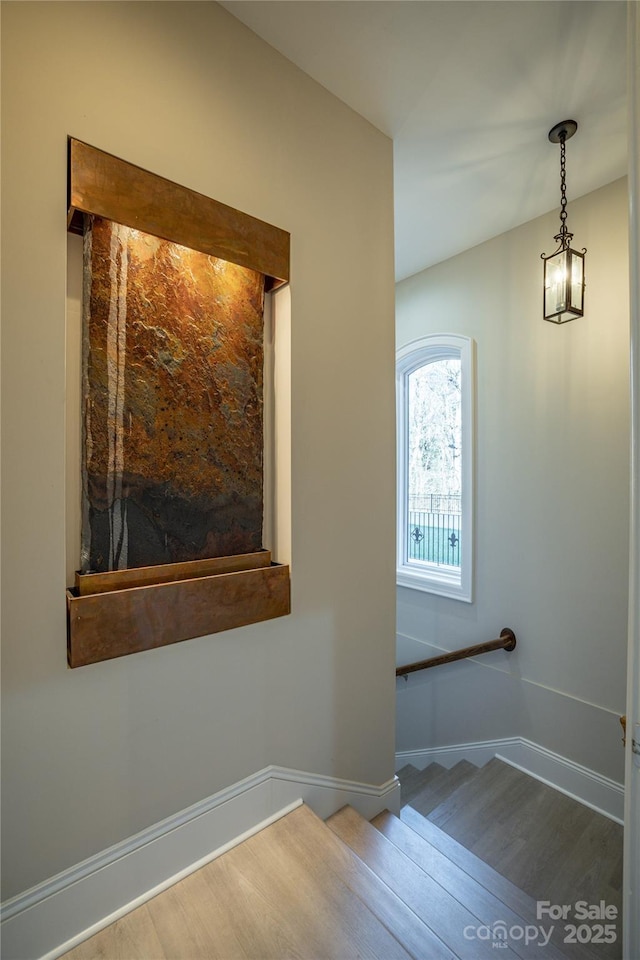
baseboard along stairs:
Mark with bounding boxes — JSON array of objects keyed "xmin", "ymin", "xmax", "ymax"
[{"xmin": 55, "ymin": 757, "xmax": 621, "ymax": 960}]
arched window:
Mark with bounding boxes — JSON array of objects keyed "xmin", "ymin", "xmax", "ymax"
[{"xmin": 396, "ymin": 334, "xmax": 475, "ymax": 601}]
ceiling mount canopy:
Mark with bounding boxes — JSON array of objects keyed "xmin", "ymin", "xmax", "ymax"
[{"xmin": 548, "ymin": 119, "xmax": 578, "ymax": 144}]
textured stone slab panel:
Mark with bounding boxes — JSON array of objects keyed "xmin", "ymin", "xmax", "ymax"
[{"xmin": 82, "ymin": 216, "xmax": 265, "ymax": 572}]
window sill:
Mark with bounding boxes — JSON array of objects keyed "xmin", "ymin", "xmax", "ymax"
[{"xmin": 396, "ymin": 563, "xmax": 472, "ymax": 602}]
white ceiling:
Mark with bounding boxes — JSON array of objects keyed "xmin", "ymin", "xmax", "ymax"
[{"xmin": 220, "ymin": 0, "xmax": 628, "ymax": 280}]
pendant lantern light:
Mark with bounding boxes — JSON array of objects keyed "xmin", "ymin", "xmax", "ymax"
[{"xmin": 541, "ymin": 120, "xmax": 586, "ymax": 324}]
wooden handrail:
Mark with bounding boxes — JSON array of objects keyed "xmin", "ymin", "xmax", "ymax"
[{"xmin": 396, "ymin": 628, "xmax": 517, "ymax": 678}]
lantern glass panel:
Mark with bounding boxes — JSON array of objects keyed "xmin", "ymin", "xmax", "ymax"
[
  {"xmin": 544, "ymin": 249, "xmax": 569, "ymax": 320},
  {"xmin": 570, "ymin": 250, "xmax": 584, "ymax": 313}
]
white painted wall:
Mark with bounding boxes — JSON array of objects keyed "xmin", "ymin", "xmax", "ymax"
[
  {"xmin": 623, "ymin": 1, "xmax": 640, "ymax": 950},
  {"xmin": 396, "ymin": 178, "xmax": 629, "ymax": 784},
  {"xmin": 0, "ymin": 1, "xmax": 396, "ymax": 902}
]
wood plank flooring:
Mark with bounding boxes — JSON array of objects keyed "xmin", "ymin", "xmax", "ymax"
[
  {"xmin": 59, "ymin": 758, "xmax": 622, "ymax": 960},
  {"xmin": 327, "ymin": 804, "xmax": 519, "ymax": 960},
  {"xmin": 398, "ymin": 758, "xmax": 623, "ymax": 960},
  {"xmin": 61, "ymin": 804, "xmax": 423, "ymax": 960},
  {"xmin": 371, "ymin": 809, "xmax": 568, "ymax": 960},
  {"xmin": 421, "ymin": 759, "xmax": 623, "ymax": 917}
]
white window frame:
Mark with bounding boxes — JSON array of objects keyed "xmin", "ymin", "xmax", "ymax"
[{"xmin": 396, "ymin": 334, "xmax": 475, "ymax": 602}]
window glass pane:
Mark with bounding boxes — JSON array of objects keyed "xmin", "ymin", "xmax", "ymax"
[
  {"xmin": 407, "ymin": 358, "xmax": 461, "ymax": 568},
  {"xmin": 397, "ymin": 333, "xmax": 474, "ymax": 601}
]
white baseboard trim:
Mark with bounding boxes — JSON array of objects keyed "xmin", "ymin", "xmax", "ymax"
[
  {"xmin": 496, "ymin": 738, "xmax": 624, "ymax": 824},
  {"xmin": 1, "ymin": 765, "xmax": 399, "ymax": 960},
  {"xmin": 396, "ymin": 736, "xmax": 624, "ymax": 824},
  {"xmin": 397, "ymin": 736, "xmax": 522, "ymax": 772}
]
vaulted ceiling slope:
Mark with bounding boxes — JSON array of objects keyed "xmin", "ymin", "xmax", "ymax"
[{"xmin": 220, "ymin": 0, "xmax": 627, "ymax": 280}]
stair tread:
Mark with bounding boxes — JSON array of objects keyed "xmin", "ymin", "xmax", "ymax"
[
  {"xmin": 373, "ymin": 809, "xmax": 567, "ymax": 960},
  {"xmin": 399, "ymin": 761, "xmax": 448, "ymax": 804},
  {"xmin": 57, "ymin": 779, "xmax": 611, "ymax": 960},
  {"xmin": 396, "ymin": 763, "xmax": 419, "ymax": 779},
  {"xmin": 63, "ymin": 804, "xmax": 426, "ymax": 960},
  {"xmin": 327, "ymin": 804, "xmax": 521, "ymax": 960},
  {"xmin": 200, "ymin": 804, "xmax": 418, "ymax": 960},
  {"xmin": 426, "ymin": 761, "xmax": 622, "ymax": 917},
  {"xmin": 402, "ymin": 781, "xmax": 607, "ymax": 960},
  {"xmin": 407, "ymin": 760, "xmax": 479, "ymax": 815},
  {"xmin": 427, "ymin": 757, "xmax": 523, "ymax": 829},
  {"xmin": 270, "ymin": 803, "xmax": 453, "ymax": 960},
  {"xmin": 396, "ymin": 763, "xmax": 432, "ymax": 800},
  {"xmin": 401, "ymin": 803, "xmax": 538, "ymax": 914}
]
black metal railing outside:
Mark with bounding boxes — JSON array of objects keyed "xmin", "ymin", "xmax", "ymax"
[{"xmin": 408, "ymin": 495, "xmax": 461, "ymax": 567}]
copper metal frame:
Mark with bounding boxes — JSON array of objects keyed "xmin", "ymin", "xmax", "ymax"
[{"xmin": 68, "ymin": 138, "xmax": 289, "ymax": 288}]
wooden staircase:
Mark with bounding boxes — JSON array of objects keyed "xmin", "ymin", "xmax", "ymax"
[{"xmin": 63, "ymin": 759, "xmax": 621, "ymax": 960}]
